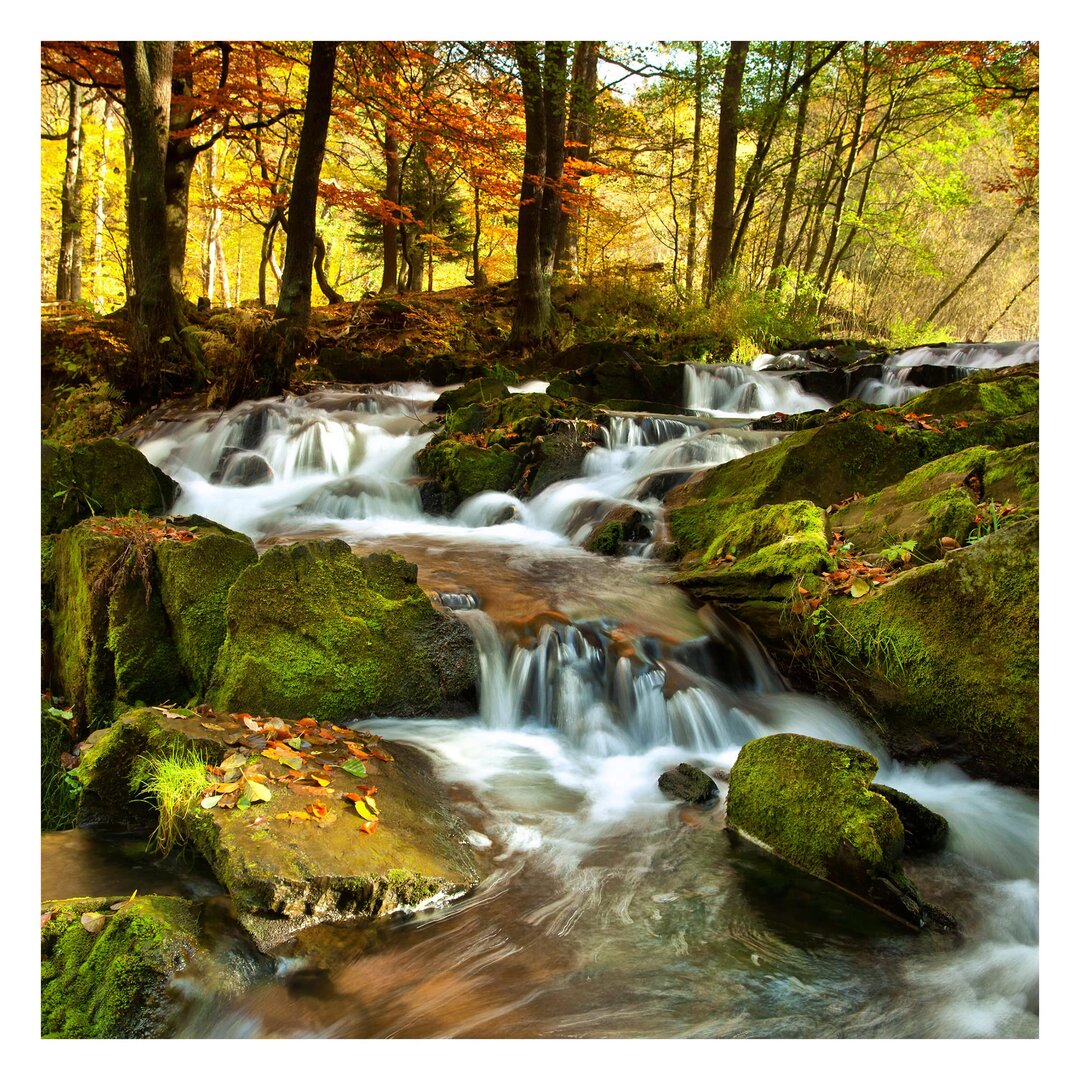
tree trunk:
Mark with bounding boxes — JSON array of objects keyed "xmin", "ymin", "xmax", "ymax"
[
  {"xmin": 816, "ymin": 43, "xmax": 871, "ymax": 298},
  {"xmin": 275, "ymin": 41, "xmax": 338, "ymax": 328},
  {"xmin": 706, "ymin": 41, "xmax": 749, "ymax": 294},
  {"xmin": 927, "ymin": 210, "xmax": 1023, "ymax": 324},
  {"xmin": 511, "ymin": 42, "xmax": 569, "ymax": 347},
  {"xmin": 768, "ymin": 44, "xmax": 813, "ymax": 289},
  {"xmin": 118, "ymin": 40, "xmax": 192, "ymax": 389},
  {"xmin": 56, "ymin": 82, "xmax": 84, "ymax": 302},
  {"xmin": 471, "ymin": 183, "xmax": 487, "ymax": 285},
  {"xmin": 684, "ymin": 42, "xmax": 704, "ymax": 298},
  {"xmin": 314, "ymin": 233, "xmax": 344, "ymax": 303},
  {"xmin": 555, "ymin": 40, "xmax": 599, "ymax": 276},
  {"xmin": 379, "ymin": 124, "xmax": 400, "ymax": 293},
  {"xmin": 164, "ymin": 44, "xmax": 196, "ymax": 297},
  {"xmin": 91, "ymin": 99, "xmax": 113, "ymax": 308}
]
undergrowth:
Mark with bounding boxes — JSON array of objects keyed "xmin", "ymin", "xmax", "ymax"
[{"xmin": 130, "ymin": 747, "xmax": 210, "ymax": 854}]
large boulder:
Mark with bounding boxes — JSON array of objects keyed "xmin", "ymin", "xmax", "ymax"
[
  {"xmin": 798, "ymin": 517, "xmax": 1038, "ymax": 787},
  {"xmin": 416, "ymin": 438, "xmax": 523, "ymax": 515},
  {"xmin": 547, "ymin": 348, "xmax": 686, "ymax": 410},
  {"xmin": 41, "ymin": 894, "xmax": 201, "ymax": 1038},
  {"xmin": 42, "ymin": 439, "xmax": 179, "ymax": 534},
  {"xmin": 74, "ymin": 707, "xmax": 482, "ymax": 948},
  {"xmin": 208, "ymin": 541, "xmax": 477, "ymax": 721},
  {"xmin": 831, "ymin": 442, "xmax": 1038, "ymax": 560},
  {"xmin": 46, "ymin": 516, "xmax": 258, "ymax": 734},
  {"xmin": 725, "ymin": 733, "xmax": 951, "ymax": 929}
]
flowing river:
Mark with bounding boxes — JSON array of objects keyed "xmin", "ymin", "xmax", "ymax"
[{"xmin": 43, "ymin": 354, "xmax": 1039, "ymax": 1038}]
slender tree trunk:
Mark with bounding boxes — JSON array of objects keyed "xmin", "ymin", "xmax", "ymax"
[
  {"xmin": 275, "ymin": 41, "xmax": 338, "ymax": 328},
  {"xmin": 816, "ymin": 43, "xmax": 871, "ymax": 300},
  {"xmin": 555, "ymin": 40, "xmax": 599, "ymax": 276},
  {"xmin": 539, "ymin": 42, "xmax": 570, "ymax": 276},
  {"xmin": 471, "ymin": 183, "xmax": 487, "ymax": 285},
  {"xmin": 91, "ymin": 99, "xmax": 113, "ymax": 307},
  {"xmin": 768, "ymin": 45, "xmax": 813, "ymax": 289},
  {"xmin": 379, "ymin": 124, "xmax": 400, "ymax": 293},
  {"xmin": 684, "ymin": 42, "xmax": 704, "ymax": 298},
  {"xmin": 706, "ymin": 41, "xmax": 749, "ymax": 294},
  {"xmin": 982, "ymin": 271, "xmax": 1037, "ymax": 339},
  {"xmin": 927, "ymin": 210, "xmax": 1023, "ymax": 324},
  {"xmin": 313, "ymin": 233, "xmax": 344, "ymax": 303},
  {"xmin": 119, "ymin": 40, "xmax": 192, "ymax": 388},
  {"xmin": 163, "ymin": 44, "xmax": 196, "ymax": 298},
  {"xmin": 56, "ymin": 82, "xmax": 84, "ymax": 302},
  {"xmin": 510, "ymin": 42, "xmax": 552, "ymax": 346}
]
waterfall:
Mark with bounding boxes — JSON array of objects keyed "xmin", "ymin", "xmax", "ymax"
[
  {"xmin": 684, "ymin": 361, "xmax": 832, "ymax": 416},
  {"xmin": 887, "ymin": 342, "xmax": 1039, "ymax": 370}
]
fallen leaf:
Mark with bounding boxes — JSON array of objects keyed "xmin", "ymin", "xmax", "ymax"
[
  {"xmin": 41, "ymin": 911, "xmax": 54, "ymax": 928},
  {"xmin": 296, "ymin": 717, "xmax": 318, "ymax": 729},
  {"xmin": 242, "ymin": 717, "xmax": 262, "ymax": 732},
  {"xmin": 218, "ymin": 791, "xmax": 239, "ymax": 810},
  {"xmin": 244, "ymin": 780, "xmax": 273, "ymax": 803},
  {"xmin": 850, "ymin": 578, "xmax": 870, "ymax": 598},
  {"xmin": 368, "ymin": 746, "xmax": 394, "ymax": 763},
  {"xmin": 353, "ymin": 798, "xmax": 378, "ymax": 821},
  {"xmin": 940, "ymin": 536, "xmax": 960, "ymax": 550},
  {"xmin": 308, "ymin": 775, "xmax": 330, "ymax": 787},
  {"xmin": 80, "ymin": 912, "xmax": 107, "ymax": 934},
  {"xmin": 358, "ymin": 821, "xmax": 378, "ymax": 835},
  {"xmin": 873, "ymin": 423, "xmax": 885, "ymax": 432},
  {"xmin": 344, "ymin": 741, "xmax": 372, "ymax": 760},
  {"xmin": 201, "ymin": 722, "xmax": 226, "ymax": 732},
  {"xmin": 221, "ymin": 752, "xmax": 247, "ymax": 771},
  {"xmin": 797, "ymin": 586, "xmax": 810, "ymax": 596},
  {"xmin": 214, "ymin": 781, "xmax": 241, "ymax": 794},
  {"xmin": 305, "ymin": 801, "xmax": 329, "ymax": 820},
  {"xmin": 342, "ymin": 758, "xmax": 368, "ymax": 779},
  {"xmin": 201, "ymin": 794, "xmax": 223, "ymax": 809},
  {"xmin": 286, "ymin": 737, "xmax": 304, "ymax": 751}
]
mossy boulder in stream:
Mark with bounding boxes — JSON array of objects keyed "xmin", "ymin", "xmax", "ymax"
[
  {"xmin": 209, "ymin": 540, "xmax": 477, "ymax": 721},
  {"xmin": 42, "ymin": 438, "xmax": 179, "ymax": 534},
  {"xmin": 726, "ymin": 733, "xmax": 951, "ymax": 930},
  {"xmin": 74, "ymin": 706, "xmax": 482, "ymax": 949},
  {"xmin": 416, "ymin": 438, "xmax": 522, "ymax": 514},
  {"xmin": 47, "ymin": 516, "xmax": 258, "ymax": 734},
  {"xmin": 41, "ymin": 894, "xmax": 201, "ymax": 1038}
]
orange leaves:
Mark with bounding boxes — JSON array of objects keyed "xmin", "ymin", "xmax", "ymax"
[
  {"xmin": 358, "ymin": 821, "xmax": 379, "ymax": 835},
  {"xmin": 89, "ymin": 519, "xmax": 196, "ymax": 543},
  {"xmin": 902, "ymin": 411, "xmax": 942, "ymax": 433}
]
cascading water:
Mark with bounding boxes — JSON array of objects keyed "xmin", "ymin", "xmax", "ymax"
[
  {"xmin": 887, "ymin": 341, "xmax": 1039, "ymax": 370},
  {"xmin": 77, "ymin": 376, "xmax": 1040, "ymax": 1039},
  {"xmin": 684, "ymin": 361, "xmax": 832, "ymax": 417}
]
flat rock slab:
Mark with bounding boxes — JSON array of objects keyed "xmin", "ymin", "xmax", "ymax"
[{"xmin": 77, "ymin": 707, "xmax": 482, "ymax": 947}]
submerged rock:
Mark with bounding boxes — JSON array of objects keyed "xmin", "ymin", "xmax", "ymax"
[
  {"xmin": 74, "ymin": 707, "xmax": 481, "ymax": 949},
  {"xmin": 658, "ymin": 763, "xmax": 720, "ymax": 805},
  {"xmin": 725, "ymin": 733, "xmax": 952, "ymax": 930},
  {"xmin": 42, "ymin": 438, "xmax": 179, "ymax": 534},
  {"xmin": 208, "ymin": 540, "xmax": 477, "ymax": 721},
  {"xmin": 869, "ymin": 784, "xmax": 949, "ymax": 855},
  {"xmin": 583, "ymin": 504, "xmax": 650, "ymax": 557},
  {"xmin": 41, "ymin": 894, "xmax": 201, "ymax": 1038}
]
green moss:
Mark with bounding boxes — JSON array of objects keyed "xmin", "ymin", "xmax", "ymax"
[
  {"xmin": 902, "ymin": 368, "xmax": 1040, "ymax": 421},
  {"xmin": 154, "ymin": 519, "xmax": 258, "ymax": 695},
  {"xmin": 983, "ymin": 442, "xmax": 1039, "ymax": 507},
  {"xmin": 42, "ymin": 439, "xmax": 178, "ymax": 534},
  {"xmin": 40, "ymin": 895, "xmax": 199, "ymax": 1038},
  {"xmin": 726, "ymin": 733, "xmax": 904, "ymax": 881},
  {"xmin": 806, "ymin": 517, "xmax": 1038, "ymax": 786},
  {"xmin": 209, "ymin": 540, "xmax": 475, "ymax": 721},
  {"xmin": 433, "ymin": 377, "xmax": 511, "ymax": 414},
  {"xmin": 585, "ymin": 522, "xmax": 624, "ymax": 556},
  {"xmin": 416, "ymin": 438, "xmax": 522, "ymax": 513}
]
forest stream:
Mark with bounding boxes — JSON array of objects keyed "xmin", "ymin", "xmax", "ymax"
[{"xmin": 41, "ymin": 349, "xmax": 1039, "ymax": 1038}]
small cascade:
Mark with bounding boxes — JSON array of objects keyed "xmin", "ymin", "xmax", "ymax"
[
  {"xmin": 455, "ymin": 609, "xmax": 781, "ymax": 757},
  {"xmin": 684, "ymin": 362, "xmax": 832, "ymax": 417},
  {"xmin": 137, "ymin": 390, "xmax": 435, "ymax": 540},
  {"xmin": 851, "ymin": 366, "xmax": 929, "ymax": 406},
  {"xmin": 887, "ymin": 341, "xmax": 1039, "ymax": 370}
]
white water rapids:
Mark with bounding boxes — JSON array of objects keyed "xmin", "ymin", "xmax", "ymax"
[{"xmin": 123, "ymin": 363, "xmax": 1040, "ymax": 1038}]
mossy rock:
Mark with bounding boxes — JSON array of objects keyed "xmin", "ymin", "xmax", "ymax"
[
  {"xmin": 42, "ymin": 439, "xmax": 179, "ymax": 533},
  {"xmin": 516, "ymin": 418, "xmax": 604, "ymax": 496},
  {"xmin": 671, "ymin": 500, "xmax": 831, "ymax": 602},
  {"xmin": 869, "ymin": 784, "xmax": 948, "ymax": 855},
  {"xmin": 41, "ymin": 894, "xmax": 200, "ymax": 1038},
  {"xmin": 583, "ymin": 504, "xmax": 649, "ymax": 556},
  {"xmin": 804, "ymin": 517, "xmax": 1038, "ymax": 787},
  {"xmin": 442, "ymin": 392, "xmax": 589, "ymax": 437},
  {"xmin": 726, "ymin": 733, "xmax": 945, "ymax": 929},
  {"xmin": 47, "ymin": 516, "xmax": 258, "ymax": 735},
  {"xmin": 432, "ymin": 377, "xmax": 511, "ymax": 414},
  {"xmin": 546, "ymin": 349, "xmax": 685, "ymax": 408},
  {"xmin": 74, "ymin": 707, "xmax": 481, "ymax": 948},
  {"xmin": 317, "ymin": 347, "xmax": 413, "ymax": 383},
  {"xmin": 208, "ymin": 540, "xmax": 477, "ymax": 721},
  {"xmin": 154, "ymin": 516, "xmax": 258, "ymax": 695},
  {"xmin": 48, "ymin": 519, "xmax": 187, "ymax": 734},
  {"xmin": 416, "ymin": 438, "xmax": 523, "ymax": 515},
  {"xmin": 658, "ymin": 762, "xmax": 719, "ymax": 804},
  {"xmin": 901, "ymin": 365, "xmax": 1039, "ymax": 421},
  {"xmin": 832, "ymin": 443, "xmax": 1038, "ymax": 559}
]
